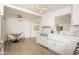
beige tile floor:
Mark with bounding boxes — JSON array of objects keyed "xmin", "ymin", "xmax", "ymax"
[{"xmin": 4, "ymin": 38, "xmax": 57, "ymax": 55}]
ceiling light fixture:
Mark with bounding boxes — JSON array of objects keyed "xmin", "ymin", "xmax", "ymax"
[
  {"xmin": 38, "ymin": 4, "xmax": 51, "ymax": 13},
  {"xmin": 17, "ymin": 15, "xmax": 23, "ymax": 21}
]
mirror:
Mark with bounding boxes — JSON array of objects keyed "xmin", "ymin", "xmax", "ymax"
[{"xmin": 55, "ymin": 14, "xmax": 71, "ymax": 33}]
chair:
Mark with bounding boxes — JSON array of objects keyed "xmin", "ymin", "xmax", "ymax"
[
  {"xmin": 7, "ymin": 33, "xmax": 25, "ymax": 43},
  {"xmin": 7, "ymin": 34, "xmax": 16, "ymax": 44},
  {"xmin": 8, "ymin": 34, "xmax": 16, "ymax": 41},
  {"xmin": 18, "ymin": 33, "xmax": 25, "ymax": 41}
]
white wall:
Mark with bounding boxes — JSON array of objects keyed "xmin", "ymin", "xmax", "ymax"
[
  {"xmin": 4, "ymin": 17, "xmax": 40, "ymax": 40},
  {"xmin": 40, "ymin": 7, "xmax": 71, "ymax": 33},
  {"xmin": 41, "ymin": 6, "xmax": 79, "ymax": 35}
]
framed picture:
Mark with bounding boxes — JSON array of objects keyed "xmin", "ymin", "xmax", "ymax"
[{"xmin": 33, "ymin": 24, "xmax": 40, "ymax": 31}]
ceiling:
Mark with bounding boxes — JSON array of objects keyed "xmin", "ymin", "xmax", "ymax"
[
  {"xmin": 4, "ymin": 4, "xmax": 72, "ymax": 20},
  {"xmin": 4, "ymin": 6, "xmax": 41, "ymax": 20},
  {"xmin": 12, "ymin": 4, "xmax": 71, "ymax": 14}
]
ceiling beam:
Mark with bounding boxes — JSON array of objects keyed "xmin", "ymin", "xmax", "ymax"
[{"xmin": 5, "ymin": 4, "xmax": 42, "ymax": 17}]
